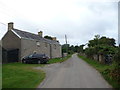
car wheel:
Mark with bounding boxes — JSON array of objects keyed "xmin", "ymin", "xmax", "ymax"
[
  {"xmin": 44, "ymin": 62, "xmax": 47, "ymax": 64},
  {"xmin": 23, "ymin": 60, "xmax": 26, "ymax": 64},
  {"xmin": 38, "ymin": 60, "xmax": 41, "ymax": 64}
]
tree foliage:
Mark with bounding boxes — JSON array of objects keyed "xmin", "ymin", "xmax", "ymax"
[
  {"xmin": 88, "ymin": 36, "xmax": 116, "ymax": 48},
  {"xmin": 62, "ymin": 44, "xmax": 84, "ymax": 54},
  {"xmin": 62, "ymin": 35, "xmax": 118, "ymax": 64},
  {"xmin": 83, "ymin": 35, "xmax": 117, "ymax": 63},
  {"xmin": 44, "ymin": 35, "xmax": 53, "ymax": 40},
  {"xmin": 62, "ymin": 44, "xmax": 70, "ymax": 53}
]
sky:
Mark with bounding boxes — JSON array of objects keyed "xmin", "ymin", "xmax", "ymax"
[{"xmin": 0, "ymin": 0, "xmax": 119, "ymax": 46}]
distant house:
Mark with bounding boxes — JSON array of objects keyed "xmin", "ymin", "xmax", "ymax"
[{"xmin": 2, "ymin": 22, "xmax": 62, "ymax": 63}]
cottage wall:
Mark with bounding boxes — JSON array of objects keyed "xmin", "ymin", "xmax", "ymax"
[
  {"xmin": 51, "ymin": 44, "xmax": 62, "ymax": 58},
  {"xmin": 21, "ymin": 38, "xmax": 50, "ymax": 59},
  {"xmin": 56, "ymin": 44, "xmax": 62, "ymax": 58},
  {"xmin": 21, "ymin": 38, "xmax": 61, "ymax": 59},
  {"xmin": 2, "ymin": 31, "xmax": 21, "ymax": 62},
  {"xmin": 2, "ymin": 31, "xmax": 21, "ymax": 50}
]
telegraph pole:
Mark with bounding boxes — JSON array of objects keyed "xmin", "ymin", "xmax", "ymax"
[
  {"xmin": 65, "ymin": 34, "xmax": 67, "ymax": 45},
  {"xmin": 65, "ymin": 34, "xmax": 68, "ymax": 54}
]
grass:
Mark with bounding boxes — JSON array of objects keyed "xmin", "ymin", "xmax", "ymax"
[
  {"xmin": 2, "ymin": 55, "xmax": 72, "ymax": 88},
  {"xmin": 78, "ymin": 55, "xmax": 120, "ymax": 89},
  {"xmin": 48, "ymin": 54, "xmax": 72, "ymax": 64},
  {"xmin": 2, "ymin": 63, "xmax": 45, "ymax": 88}
]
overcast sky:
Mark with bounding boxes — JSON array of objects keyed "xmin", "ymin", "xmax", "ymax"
[{"xmin": 0, "ymin": 0, "xmax": 119, "ymax": 46}]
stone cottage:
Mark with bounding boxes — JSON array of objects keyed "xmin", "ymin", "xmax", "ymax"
[{"xmin": 2, "ymin": 22, "xmax": 62, "ymax": 63}]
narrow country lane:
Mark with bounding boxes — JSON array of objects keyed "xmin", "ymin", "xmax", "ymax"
[{"xmin": 37, "ymin": 54, "xmax": 112, "ymax": 88}]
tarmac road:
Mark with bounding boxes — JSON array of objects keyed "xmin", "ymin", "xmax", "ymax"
[{"xmin": 37, "ymin": 54, "xmax": 112, "ymax": 88}]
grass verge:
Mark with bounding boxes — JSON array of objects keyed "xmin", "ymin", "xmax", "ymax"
[
  {"xmin": 2, "ymin": 63, "xmax": 45, "ymax": 88},
  {"xmin": 78, "ymin": 55, "xmax": 120, "ymax": 88},
  {"xmin": 48, "ymin": 54, "xmax": 72, "ymax": 64},
  {"xmin": 2, "ymin": 55, "xmax": 72, "ymax": 88}
]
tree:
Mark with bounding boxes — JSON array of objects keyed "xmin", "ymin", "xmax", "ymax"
[
  {"xmin": 79, "ymin": 44, "xmax": 85, "ymax": 53},
  {"xmin": 99, "ymin": 37, "xmax": 116, "ymax": 46},
  {"xmin": 114, "ymin": 47, "xmax": 120, "ymax": 64},
  {"xmin": 74, "ymin": 45, "xmax": 79, "ymax": 52},
  {"xmin": 88, "ymin": 35, "xmax": 100, "ymax": 47},
  {"xmin": 85, "ymin": 47, "xmax": 96, "ymax": 58},
  {"xmin": 62, "ymin": 44, "xmax": 70, "ymax": 53},
  {"xmin": 84, "ymin": 35, "xmax": 117, "ymax": 62},
  {"xmin": 88, "ymin": 35, "xmax": 116, "ymax": 47},
  {"xmin": 94, "ymin": 34, "xmax": 100, "ymax": 39},
  {"xmin": 69, "ymin": 45, "xmax": 75, "ymax": 53},
  {"xmin": 44, "ymin": 35, "xmax": 53, "ymax": 40}
]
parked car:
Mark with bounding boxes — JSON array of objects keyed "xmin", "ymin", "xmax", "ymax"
[{"xmin": 22, "ymin": 53, "xmax": 50, "ymax": 64}]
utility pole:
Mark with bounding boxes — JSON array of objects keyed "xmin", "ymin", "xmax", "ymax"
[
  {"xmin": 65, "ymin": 34, "xmax": 67, "ymax": 44},
  {"xmin": 65, "ymin": 34, "xmax": 68, "ymax": 54}
]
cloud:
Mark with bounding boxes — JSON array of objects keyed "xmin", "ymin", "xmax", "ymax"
[{"xmin": 0, "ymin": 0, "xmax": 118, "ymax": 46}]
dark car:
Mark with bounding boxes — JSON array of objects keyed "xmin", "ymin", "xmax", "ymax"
[{"xmin": 22, "ymin": 53, "xmax": 50, "ymax": 64}]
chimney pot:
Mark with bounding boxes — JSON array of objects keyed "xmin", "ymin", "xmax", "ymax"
[{"xmin": 8, "ymin": 22, "xmax": 14, "ymax": 31}]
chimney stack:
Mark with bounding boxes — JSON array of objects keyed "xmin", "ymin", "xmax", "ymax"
[
  {"xmin": 52, "ymin": 37, "xmax": 56, "ymax": 41},
  {"xmin": 8, "ymin": 22, "xmax": 14, "ymax": 31},
  {"xmin": 38, "ymin": 31, "xmax": 43, "ymax": 37}
]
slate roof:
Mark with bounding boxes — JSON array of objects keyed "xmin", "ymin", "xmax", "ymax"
[{"xmin": 12, "ymin": 29, "xmax": 59, "ymax": 44}]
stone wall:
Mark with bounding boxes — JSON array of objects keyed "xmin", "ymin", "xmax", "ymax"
[
  {"xmin": 2, "ymin": 31, "xmax": 21, "ymax": 50},
  {"xmin": 51, "ymin": 44, "xmax": 62, "ymax": 58},
  {"xmin": 79, "ymin": 53, "xmax": 106, "ymax": 64},
  {"xmin": 21, "ymin": 38, "xmax": 62, "ymax": 60},
  {"xmin": 2, "ymin": 30, "xmax": 21, "ymax": 62},
  {"xmin": 98, "ymin": 54, "xmax": 105, "ymax": 64},
  {"xmin": 93, "ymin": 54, "xmax": 99, "ymax": 61},
  {"xmin": 21, "ymin": 38, "xmax": 51, "ymax": 59}
]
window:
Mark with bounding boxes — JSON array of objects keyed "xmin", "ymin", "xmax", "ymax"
[{"xmin": 36, "ymin": 41, "xmax": 40, "ymax": 46}]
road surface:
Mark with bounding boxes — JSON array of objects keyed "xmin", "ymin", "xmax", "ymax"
[{"xmin": 37, "ymin": 54, "xmax": 112, "ymax": 88}]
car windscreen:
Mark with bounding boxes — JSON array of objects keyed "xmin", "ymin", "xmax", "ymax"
[
  {"xmin": 23, "ymin": 56, "xmax": 29, "ymax": 59},
  {"xmin": 29, "ymin": 54, "xmax": 33, "ymax": 58}
]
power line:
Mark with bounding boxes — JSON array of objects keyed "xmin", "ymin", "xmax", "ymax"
[
  {"xmin": 0, "ymin": 1, "xmax": 22, "ymax": 21},
  {"xmin": 0, "ymin": 22, "xmax": 7, "ymax": 26}
]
